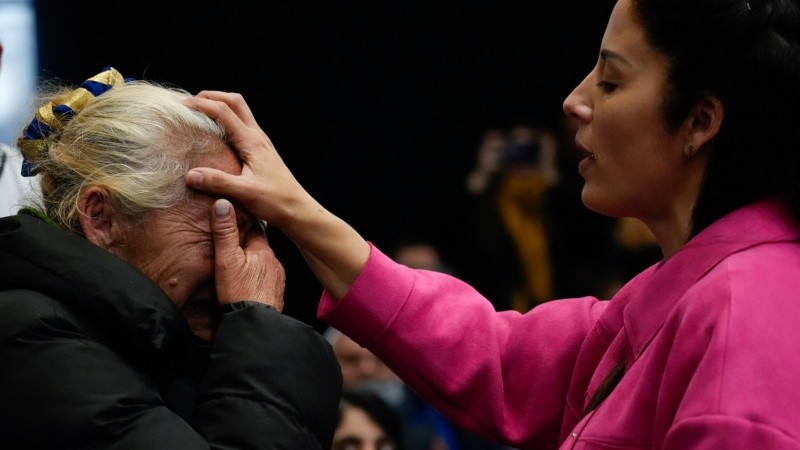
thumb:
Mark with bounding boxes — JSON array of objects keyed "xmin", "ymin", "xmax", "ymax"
[{"xmin": 211, "ymin": 199, "xmax": 242, "ymax": 271}]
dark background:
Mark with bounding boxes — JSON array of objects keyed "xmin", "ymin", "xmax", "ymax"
[{"xmin": 34, "ymin": 0, "xmax": 613, "ymax": 329}]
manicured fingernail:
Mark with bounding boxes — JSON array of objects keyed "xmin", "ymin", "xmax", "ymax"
[
  {"xmin": 215, "ymin": 199, "xmax": 231, "ymax": 217},
  {"xmin": 187, "ymin": 170, "xmax": 203, "ymax": 187}
]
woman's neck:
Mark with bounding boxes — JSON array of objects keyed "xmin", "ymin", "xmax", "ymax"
[{"xmin": 644, "ymin": 202, "xmax": 695, "ymax": 261}]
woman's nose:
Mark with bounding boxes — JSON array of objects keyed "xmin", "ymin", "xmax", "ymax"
[{"xmin": 563, "ymin": 73, "xmax": 593, "ymax": 123}]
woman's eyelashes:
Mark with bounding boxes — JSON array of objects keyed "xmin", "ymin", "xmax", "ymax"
[{"xmin": 597, "ymin": 80, "xmax": 618, "ymax": 93}]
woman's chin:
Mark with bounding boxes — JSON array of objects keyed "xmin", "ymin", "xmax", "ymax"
[{"xmin": 581, "ymin": 187, "xmax": 610, "ymax": 215}]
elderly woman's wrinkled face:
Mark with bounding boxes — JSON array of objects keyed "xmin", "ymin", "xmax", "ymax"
[{"xmin": 120, "ymin": 142, "xmax": 258, "ymax": 341}]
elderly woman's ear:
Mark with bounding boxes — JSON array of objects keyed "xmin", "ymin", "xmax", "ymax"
[{"xmin": 78, "ymin": 186, "xmax": 129, "ymax": 256}]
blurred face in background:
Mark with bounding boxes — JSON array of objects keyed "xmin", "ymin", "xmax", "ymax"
[
  {"xmin": 394, "ymin": 243, "xmax": 443, "ymax": 271},
  {"xmin": 332, "ymin": 404, "xmax": 397, "ymax": 450},
  {"xmin": 333, "ymin": 334, "xmax": 396, "ymax": 389}
]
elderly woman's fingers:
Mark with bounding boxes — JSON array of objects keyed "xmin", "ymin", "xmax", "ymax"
[
  {"xmin": 244, "ymin": 227, "xmax": 285, "ymax": 312},
  {"xmin": 211, "ymin": 199, "xmax": 246, "ymax": 302},
  {"xmin": 210, "ymin": 199, "xmax": 286, "ymax": 310}
]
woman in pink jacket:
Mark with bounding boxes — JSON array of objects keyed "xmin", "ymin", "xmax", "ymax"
[{"xmin": 184, "ymin": 0, "xmax": 800, "ymax": 447}]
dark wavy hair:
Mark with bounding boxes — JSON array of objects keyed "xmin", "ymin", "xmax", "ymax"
[{"xmin": 634, "ymin": 0, "xmax": 800, "ymax": 234}]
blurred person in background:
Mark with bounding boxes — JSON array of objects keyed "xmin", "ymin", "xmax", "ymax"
[
  {"xmin": 328, "ymin": 326, "xmax": 513, "ymax": 450},
  {"xmin": 466, "ymin": 125, "xmax": 559, "ymax": 311},
  {"xmin": 463, "ymin": 130, "xmax": 521, "ymax": 312},
  {"xmin": 326, "ymin": 327, "xmax": 457, "ymax": 450},
  {"xmin": 334, "ymin": 389, "xmax": 406, "ymax": 450},
  {"xmin": 393, "ymin": 242, "xmax": 513, "ymax": 450},
  {"xmin": 0, "ymin": 40, "xmax": 39, "ymax": 216},
  {"xmin": 327, "ymin": 329, "xmax": 513, "ymax": 450},
  {"xmin": 326, "ymin": 242, "xmax": 511, "ymax": 450},
  {"xmin": 0, "ymin": 138, "xmax": 26, "ymax": 215},
  {"xmin": 393, "ymin": 241, "xmax": 455, "ymax": 274}
]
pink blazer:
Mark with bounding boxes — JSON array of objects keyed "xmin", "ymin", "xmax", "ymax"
[{"xmin": 319, "ymin": 200, "xmax": 800, "ymax": 449}]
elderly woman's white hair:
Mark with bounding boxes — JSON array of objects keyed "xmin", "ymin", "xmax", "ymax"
[{"xmin": 19, "ymin": 78, "xmax": 225, "ymax": 233}]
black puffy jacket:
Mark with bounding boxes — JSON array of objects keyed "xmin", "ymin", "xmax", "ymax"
[{"xmin": 0, "ymin": 214, "xmax": 342, "ymax": 449}]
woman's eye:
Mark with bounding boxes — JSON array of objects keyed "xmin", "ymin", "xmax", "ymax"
[{"xmin": 597, "ymin": 80, "xmax": 618, "ymax": 93}]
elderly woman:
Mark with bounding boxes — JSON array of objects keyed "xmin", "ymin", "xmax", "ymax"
[{"xmin": 0, "ymin": 68, "xmax": 341, "ymax": 449}]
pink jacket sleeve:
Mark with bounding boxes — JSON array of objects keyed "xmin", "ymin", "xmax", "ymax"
[{"xmin": 319, "ymin": 244, "xmax": 607, "ymax": 448}]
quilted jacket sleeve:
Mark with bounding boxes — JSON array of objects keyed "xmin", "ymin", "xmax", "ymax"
[
  {"xmin": 0, "ymin": 292, "xmax": 341, "ymax": 449},
  {"xmin": 194, "ymin": 301, "xmax": 342, "ymax": 449}
]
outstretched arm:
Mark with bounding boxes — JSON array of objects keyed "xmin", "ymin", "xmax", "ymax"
[{"xmin": 184, "ymin": 91, "xmax": 369, "ymax": 299}]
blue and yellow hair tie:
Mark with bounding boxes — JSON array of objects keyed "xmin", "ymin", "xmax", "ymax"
[{"xmin": 18, "ymin": 67, "xmax": 134, "ymax": 177}]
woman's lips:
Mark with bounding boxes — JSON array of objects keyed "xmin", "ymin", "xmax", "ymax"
[
  {"xmin": 578, "ymin": 156, "xmax": 593, "ymax": 176},
  {"xmin": 575, "ymin": 140, "xmax": 595, "ymax": 176}
]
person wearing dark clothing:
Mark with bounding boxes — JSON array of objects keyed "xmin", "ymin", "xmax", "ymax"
[
  {"xmin": 0, "ymin": 214, "xmax": 340, "ymax": 449},
  {"xmin": 0, "ymin": 68, "xmax": 341, "ymax": 448}
]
